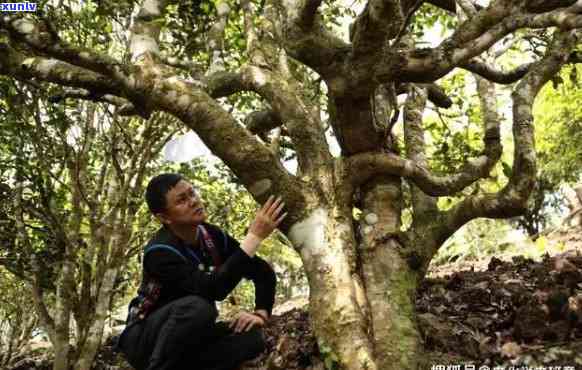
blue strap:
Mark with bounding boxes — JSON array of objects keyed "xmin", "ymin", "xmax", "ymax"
[
  {"xmin": 144, "ymin": 244, "xmax": 187, "ymax": 262},
  {"xmin": 145, "ymin": 243, "xmax": 205, "ymax": 266},
  {"xmin": 221, "ymin": 230, "xmax": 227, "ymax": 252},
  {"xmin": 183, "ymin": 247, "xmax": 203, "ymax": 266}
]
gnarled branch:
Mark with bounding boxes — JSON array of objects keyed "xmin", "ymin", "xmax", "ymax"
[
  {"xmin": 397, "ymin": 83, "xmax": 453, "ymax": 108},
  {"xmin": 245, "ymin": 110, "xmax": 283, "ymax": 135},
  {"xmin": 344, "ymin": 58, "xmax": 503, "ymax": 198},
  {"xmin": 149, "ymin": 76, "xmax": 306, "ymax": 221},
  {"xmin": 461, "ymin": 60, "xmax": 533, "ymax": 84},
  {"xmin": 455, "ymin": 0, "xmax": 478, "ymax": 17},
  {"xmin": 0, "ymin": 44, "xmax": 124, "ymax": 97},
  {"xmin": 429, "ymin": 30, "xmax": 579, "ymax": 247},
  {"xmin": 351, "ymin": 0, "xmax": 407, "ymax": 56},
  {"xmin": 48, "ymin": 89, "xmax": 141, "ymax": 117},
  {"xmin": 158, "ymin": 54, "xmax": 206, "ymax": 80},
  {"xmin": 526, "ymin": 0, "xmax": 577, "ymax": 14},
  {"xmin": 299, "ymin": 0, "xmax": 324, "ymax": 29},
  {"xmin": 0, "ymin": 15, "xmax": 126, "ymax": 81},
  {"xmin": 426, "ymin": 0, "xmax": 457, "ymax": 13},
  {"xmin": 239, "ymin": 65, "xmax": 332, "ymax": 175},
  {"xmin": 207, "ymin": 1, "xmax": 231, "ymax": 74},
  {"xmin": 383, "ymin": 2, "xmax": 582, "ymax": 83},
  {"xmin": 343, "ymin": 147, "xmax": 498, "ymax": 197},
  {"xmin": 205, "ymin": 71, "xmax": 246, "ymax": 98},
  {"xmin": 402, "ymin": 85, "xmax": 438, "ymax": 220},
  {"xmin": 275, "ymin": 0, "xmax": 349, "ymax": 78},
  {"xmin": 129, "ymin": 0, "xmax": 171, "ymax": 62}
]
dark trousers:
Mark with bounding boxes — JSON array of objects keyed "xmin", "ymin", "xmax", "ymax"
[{"xmin": 118, "ymin": 296, "xmax": 266, "ymax": 370}]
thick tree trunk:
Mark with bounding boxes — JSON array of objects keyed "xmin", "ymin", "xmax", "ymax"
[
  {"xmin": 288, "ymin": 207, "xmax": 379, "ymax": 370},
  {"xmin": 287, "ymin": 201, "xmax": 424, "ymax": 369},
  {"xmin": 359, "ymin": 176, "xmax": 422, "ymax": 370}
]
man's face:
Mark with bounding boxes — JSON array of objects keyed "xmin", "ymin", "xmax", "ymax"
[{"xmin": 157, "ymin": 180, "xmax": 207, "ymax": 227}]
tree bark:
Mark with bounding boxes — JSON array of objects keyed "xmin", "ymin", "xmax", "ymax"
[
  {"xmin": 359, "ymin": 176, "xmax": 422, "ymax": 369},
  {"xmin": 287, "ymin": 207, "xmax": 378, "ymax": 370},
  {"xmin": 53, "ymin": 260, "xmax": 73, "ymax": 370},
  {"xmin": 565, "ymin": 183, "xmax": 582, "ymax": 226}
]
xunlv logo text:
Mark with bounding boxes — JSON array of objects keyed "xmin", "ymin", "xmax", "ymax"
[{"xmin": 0, "ymin": 2, "xmax": 37, "ymax": 12}]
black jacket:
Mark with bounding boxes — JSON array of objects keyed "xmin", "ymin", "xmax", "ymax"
[{"xmin": 140, "ymin": 223, "xmax": 276, "ymax": 315}]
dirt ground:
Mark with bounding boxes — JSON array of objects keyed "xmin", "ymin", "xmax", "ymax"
[
  {"xmin": 244, "ymin": 225, "xmax": 582, "ymax": 370},
  {"xmin": 8, "ymin": 226, "xmax": 582, "ymax": 370}
]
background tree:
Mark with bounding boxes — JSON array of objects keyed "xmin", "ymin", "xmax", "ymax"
[
  {"xmin": 530, "ymin": 64, "xmax": 582, "ymax": 230},
  {"xmin": 0, "ymin": 75, "xmax": 179, "ymax": 369},
  {"xmin": 0, "ymin": 267, "xmax": 39, "ymax": 368},
  {"xmin": 1, "ymin": 1, "xmax": 582, "ymax": 369}
]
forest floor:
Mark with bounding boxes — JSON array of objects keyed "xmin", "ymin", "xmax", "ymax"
[{"xmin": 8, "ymin": 225, "xmax": 582, "ymax": 370}]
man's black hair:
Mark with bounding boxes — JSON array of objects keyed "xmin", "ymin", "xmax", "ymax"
[{"xmin": 145, "ymin": 173, "xmax": 184, "ymax": 214}]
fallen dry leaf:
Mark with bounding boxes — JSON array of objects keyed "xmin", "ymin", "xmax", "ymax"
[{"xmin": 501, "ymin": 341, "xmax": 522, "ymax": 358}]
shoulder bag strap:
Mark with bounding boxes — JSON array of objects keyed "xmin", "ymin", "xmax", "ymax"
[{"xmin": 198, "ymin": 225, "xmax": 223, "ymax": 267}]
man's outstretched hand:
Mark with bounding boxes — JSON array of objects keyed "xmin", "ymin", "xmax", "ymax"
[
  {"xmin": 240, "ymin": 195, "xmax": 286, "ymax": 257},
  {"xmin": 248, "ymin": 195, "xmax": 287, "ymax": 239}
]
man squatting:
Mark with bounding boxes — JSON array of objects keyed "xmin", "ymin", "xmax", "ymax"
[{"xmin": 118, "ymin": 173, "xmax": 287, "ymax": 369}]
